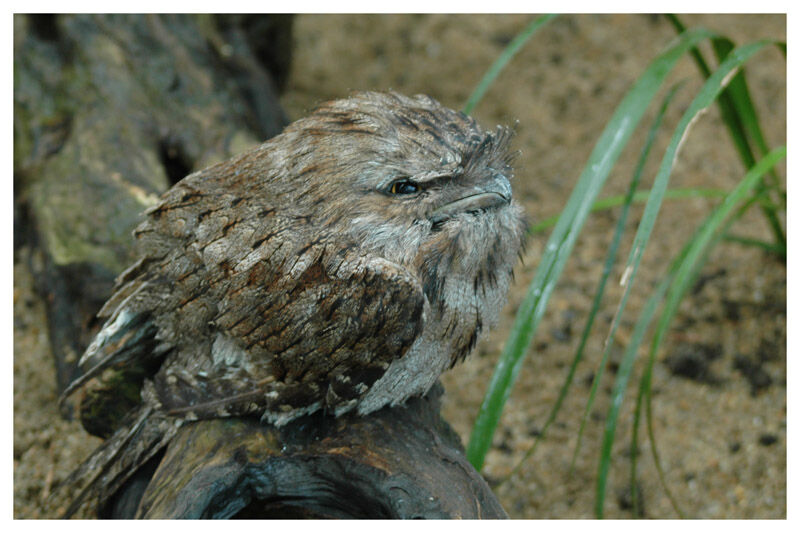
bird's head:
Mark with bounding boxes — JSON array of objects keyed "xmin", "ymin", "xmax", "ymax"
[{"xmin": 275, "ymin": 91, "xmax": 527, "ymax": 297}]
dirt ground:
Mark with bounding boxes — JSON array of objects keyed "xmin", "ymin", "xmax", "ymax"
[{"xmin": 14, "ymin": 14, "xmax": 786, "ymax": 518}]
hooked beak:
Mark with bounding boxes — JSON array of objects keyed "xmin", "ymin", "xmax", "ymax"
[{"xmin": 429, "ymin": 174, "xmax": 512, "ymax": 225}]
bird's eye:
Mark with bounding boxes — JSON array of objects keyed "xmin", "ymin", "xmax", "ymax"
[{"xmin": 388, "ymin": 179, "xmax": 420, "ymax": 195}]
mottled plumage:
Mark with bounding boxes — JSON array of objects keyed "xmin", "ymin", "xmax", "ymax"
[{"xmin": 57, "ymin": 91, "xmax": 526, "ymax": 516}]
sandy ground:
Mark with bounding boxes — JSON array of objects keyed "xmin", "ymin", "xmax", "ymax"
[{"xmin": 14, "ymin": 14, "xmax": 786, "ymax": 518}]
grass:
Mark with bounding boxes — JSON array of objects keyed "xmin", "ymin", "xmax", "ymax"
[{"xmin": 461, "ymin": 14, "xmax": 786, "ymax": 517}]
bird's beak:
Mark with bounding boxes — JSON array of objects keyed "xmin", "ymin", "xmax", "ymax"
[{"xmin": 429, "ymin": 174, "xmax": 512, "ymax": 225}]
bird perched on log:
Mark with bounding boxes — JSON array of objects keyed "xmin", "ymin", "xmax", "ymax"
[{"xmin": 56, "ymin": 91, "xmax": 526, "ymax": 517}]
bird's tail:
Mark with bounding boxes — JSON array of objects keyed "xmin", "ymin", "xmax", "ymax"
[{"xmin": 52, "ymin": 403, "xmax": 182, "ymax": 518}]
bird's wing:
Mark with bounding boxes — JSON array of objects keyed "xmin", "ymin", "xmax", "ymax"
[{"xmin": 152, "ymin": 251, "xmax": 427, "ymax": 423}]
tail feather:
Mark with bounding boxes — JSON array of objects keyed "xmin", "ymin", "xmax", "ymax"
[
  {"xmin": 60, "ymin": 317, "xmax": 159, "ymax": 404},
  {"xmin": 57, "ymin": 405, "xmax": 182, "ymax": 518}
]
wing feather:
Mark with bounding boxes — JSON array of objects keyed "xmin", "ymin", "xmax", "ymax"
[{"xmin": 153, "ymin": 252, "xmax": 426, "ymax": 422}]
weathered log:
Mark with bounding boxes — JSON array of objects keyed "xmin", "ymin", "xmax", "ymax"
[{"xmin": 102, "ymin": 384, "xmax": 507, "ymax": 519}]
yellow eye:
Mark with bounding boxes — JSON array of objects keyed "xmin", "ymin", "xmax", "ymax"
[{"xmin": 389, "ymin": 179, "xmax": 420, "ymax": 195}]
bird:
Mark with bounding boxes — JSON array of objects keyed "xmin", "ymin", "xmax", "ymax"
[{"xmin": 55, "ymin": 91, "xmax": 526, "ymax": 517}]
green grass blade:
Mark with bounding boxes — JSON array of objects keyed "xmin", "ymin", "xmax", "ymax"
[
  {"xmin": 502, "ymin": 82, "xmax": 683, "ymax": 486},
  {"xmin": 711, "ymin": 36, "xmax": 785, "ymax": 187},
  {"xmin": 649, "ymin": 145, "xmax": 786, "ymax": 380},
  {"xmin": 529, "ymin": 187, "xmax": 728, "ymax": 234},
  {"xmin": 616, "ymin": 40, "xmax": 772, "ymax": 327},
  {"xmin": 666, "ymin": 14, "xmax": 785, "ymax": 251},
  {"xmin": 596, "ymin": 273, "xmax": 671, "ymax": 516},
  {"xmin": 462, "ymin": 14, "xmax": 558, "ymax": 115},
  {"xmin": 708, "ymin": 37, "xmax": 758, "ymax": 168},
  {"xmin": 465, "ymin": 26, "xmax": 716, "ymax": 471},
  {"xmin": 568, "ymin": 84, "xmax": 682, "ymax": 474},
  {"xmin": 664, "ymin": 15, "xmax": 711, "ymax": 75},
  {"xmin": 665, "ymin": 17, "xmax": 753, "ymax": 167},
  {"xmin": 631, "ymin": 217, "xmax": 716, "ymax": 518},
  {"xmin": 593, "ymin": 40, "xmax": 773, "ymax": 517},
  {"xmin": 710, "ymin": 38, "xmax": 786, "ymax": 249},
  {"xmin": 722, "ymin": 234, "xmax": 786, "ymax": 254},
  {"xmin": 629, "ymin": 151, "xmax": 783, "ymax": 518},
  {"xmin": 712, "ymin": 38, "xmax": 769, "ymax": 157},
  {"xmin": 633, "ymin": 146, "xmax": 785, "ymax": 517}
]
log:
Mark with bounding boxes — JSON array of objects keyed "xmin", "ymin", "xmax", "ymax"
[{"xmin": 103, "ymin": 384, "xmax": 507, "ymax": 519}]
